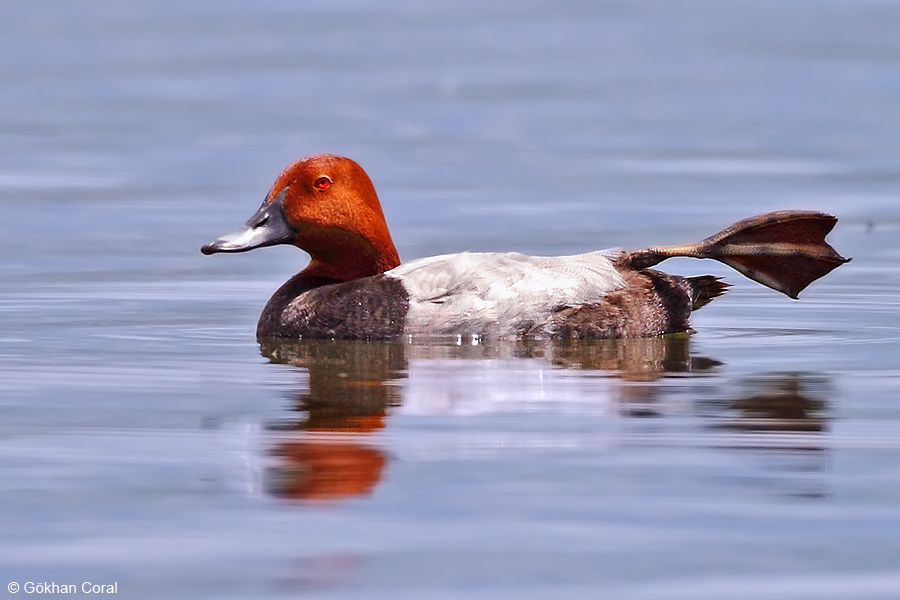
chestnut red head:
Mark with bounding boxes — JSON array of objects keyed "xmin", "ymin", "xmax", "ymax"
[{"xmin": 202, "ymin": 155, "xmax": 400, "ymax": 282}]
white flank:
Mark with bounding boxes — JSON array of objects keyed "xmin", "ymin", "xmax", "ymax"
[{"xmin": 386, "ymin": 251, "xmax": 625, "ymax": 338}]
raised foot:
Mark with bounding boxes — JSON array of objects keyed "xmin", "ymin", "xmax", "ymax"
[{"xmin": 622, "ymin": 211, "xmax": 851, "ymax": 298}]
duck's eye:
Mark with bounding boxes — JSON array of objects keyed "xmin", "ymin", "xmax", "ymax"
[{"xmin": 313, "ymin": 176, "xmax": 332, "ymax": 190}]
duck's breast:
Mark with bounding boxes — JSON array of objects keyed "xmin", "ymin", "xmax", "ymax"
[{"xmin": 384, "ymin": 251, "xmax": 626, "ymax": 338}]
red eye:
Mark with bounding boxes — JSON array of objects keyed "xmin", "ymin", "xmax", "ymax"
[{"xmin": 314, "ymin": 176, "xmax": 332, "ymax": 190}]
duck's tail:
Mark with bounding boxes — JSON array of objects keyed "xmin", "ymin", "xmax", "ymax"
[
  {"xmin": 622, "ymin": 211, "xmax": 851, "ymax": 299},
  {"xmin": 687, "ymin": 275, "xmax": 731, "ymax": 310}
]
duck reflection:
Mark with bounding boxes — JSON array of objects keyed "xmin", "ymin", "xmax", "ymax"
[
  {"xmin": 712, "ymin": 373, "xmax": 828, "ymax": 433},
  {"xmin": 266, "ymin": 442, "xmax": 387, "ymax": 501},
  {"xmin": 257, "ymin": 336, "xmax": 831, "ymax": 502},
  {"xmin": 398, "ymin": 335, "xmax": 718, "ymax": 417},
  {"xmin": 261, "ymin": 339, "xmax": 405, "ymax": 432},
  {"xmin": 702, "ymin": 373, "xmax": 830, "ymax": 498},
  {"xmin": 259, "ymin": 339, "xmax": 405, "ymax": 502}
]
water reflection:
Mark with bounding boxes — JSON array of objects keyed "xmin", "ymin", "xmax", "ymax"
[
  {"xmin": 260, "ymin": 340, "xmax": 404, "ymax": 501},
  {"xmin": 701, "ymin": 373, "xmax": 831, "ymax": 499},
  {"xmin": 711, "ymin": 373, "xmax": 828, "ymax": 433},
  {"xmin": 261, "ymin": 340, "xmax": 405, "ymax": 433},
  {"xmin": 258, "ymin": 337, "xmax": 831, "ymax": 502},
  {"xmin": 266, "ymin": 442, "xmax": 387, "ymax": 501}
]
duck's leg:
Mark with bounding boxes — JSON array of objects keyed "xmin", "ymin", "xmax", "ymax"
[{"xmin": 619, "ymin": 211, "xmax": 851, "ymax": 299}]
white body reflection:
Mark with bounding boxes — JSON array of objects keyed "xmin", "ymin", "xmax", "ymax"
[{"xmin": 397, "ymin": 358, "xmax": 615, "ymax": 416}]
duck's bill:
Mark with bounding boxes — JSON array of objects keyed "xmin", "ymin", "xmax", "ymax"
[{"xmin": 201, "ymin": 188, "xmax": 295, "ymax": 255}]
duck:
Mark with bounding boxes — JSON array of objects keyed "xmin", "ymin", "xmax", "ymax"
[{"xmin": 201, "ymin": 154, "xmax": 849, "ymax": 341}]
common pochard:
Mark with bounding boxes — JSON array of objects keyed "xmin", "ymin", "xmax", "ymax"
[{"xmin": 202, "ymin": 154, "xmax": 849, "ymax": 340}]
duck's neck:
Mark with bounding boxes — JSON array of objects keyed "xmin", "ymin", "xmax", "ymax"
[{"xmin": 297, "ymin": 224, "xmax": 400, "ymax": 282}]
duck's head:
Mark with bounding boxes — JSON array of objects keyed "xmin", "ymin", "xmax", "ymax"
[{"xmin": 201, "ymin": 154, "xmax": 400, "ymax": 282}]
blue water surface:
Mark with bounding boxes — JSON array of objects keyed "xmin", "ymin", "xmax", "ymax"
[{"xmin": 1, "ymin": 1, "xmax": 899, "ymax": 598}]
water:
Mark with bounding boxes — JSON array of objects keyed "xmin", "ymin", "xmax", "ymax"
[{"xmin": 2, "ymin": 0, "xmax": 900, "ymax": 598}]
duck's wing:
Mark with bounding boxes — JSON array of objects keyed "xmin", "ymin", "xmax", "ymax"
[{"xmin": 387, "ymin": 251, "xmax": 627, "ymax": 338}]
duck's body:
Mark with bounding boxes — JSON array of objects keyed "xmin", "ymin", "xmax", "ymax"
[
  {"xmin": 256, "ymin": 250, "xmax": 718, "ymax": 340},
  {"xmin": 202, "ymin": 155, "xmax": 848, "ymax": 341}
]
